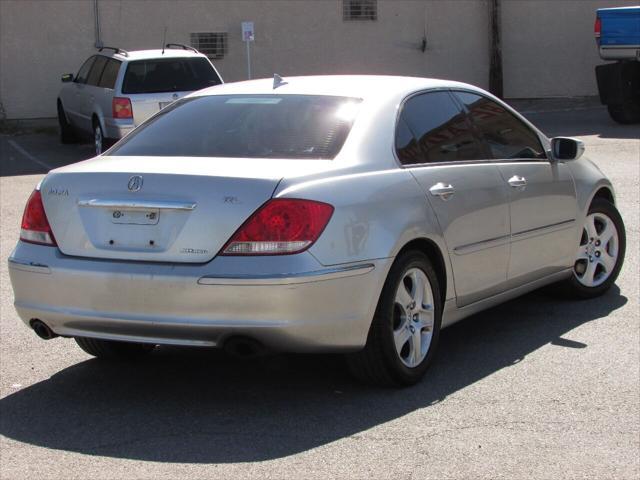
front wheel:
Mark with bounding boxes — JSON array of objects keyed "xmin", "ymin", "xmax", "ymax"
[
  {"xmin": 75, "ymin": 337, "xmax": 155, "ymax": 360},
  {"xmin": 559, "ymin": 198, "xmax": 625, "ymax": 299},
  {"xmin": 347, "ymin": 250, "xmax": 442, "ymax": 387}
]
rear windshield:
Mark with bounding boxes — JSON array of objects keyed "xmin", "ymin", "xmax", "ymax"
[
  {"xmin": 109, "ymin": 95, "xmax": 362, "ymax": 159},
  {"xmin": 121, "ymin": 58, "xmax": 221, "ymax": 94}
]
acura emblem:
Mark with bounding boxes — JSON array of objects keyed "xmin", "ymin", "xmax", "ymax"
[{"xmin": 127, "ymin": 175, "xmax": 143, "ymax": 192}]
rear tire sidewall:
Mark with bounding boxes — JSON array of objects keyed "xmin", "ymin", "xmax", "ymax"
[{"xmin": 377, "ymin": 251, "xmax": 442, "ymax": 385}]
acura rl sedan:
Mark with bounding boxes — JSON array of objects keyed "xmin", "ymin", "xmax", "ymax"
[{"xmin": 9, "ymin": 75, "xmax": 625, "ymax": 386}]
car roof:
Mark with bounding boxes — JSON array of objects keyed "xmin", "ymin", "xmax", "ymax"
[
  {"xmin": 104, "ymin": 48, "xmax": 207, "ymax": 61},
  {"xmin": 191, "ymin": 75, "xmax": 486, "ymax": 102}
]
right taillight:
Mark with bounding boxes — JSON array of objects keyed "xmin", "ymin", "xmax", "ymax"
[
  {"xmin": 221, "ymin": 198, "xmax": 334, "ymax": 255},
  {"xmin": 20, "ymin": 190, "xmax": 57, "ymax": 246},
  {"xmin": 594, "ymin": 17, "xmax": 601, "ymax": 45},
  {"xmin": 112, "ymin": 97, "xmax": 133, "ymax": 119}
]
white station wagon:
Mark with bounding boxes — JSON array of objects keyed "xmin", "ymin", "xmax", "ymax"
[
  {"xmin": 10, "ymin": 75, "xmax": 625, "ymax": 386},
  {"xmin": 57, "ymin": 45, "xmax": 223, "ymax": 155}
]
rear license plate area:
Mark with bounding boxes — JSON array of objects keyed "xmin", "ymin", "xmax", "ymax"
[{"xmin": 111, "ymin": 209, "xmax": 159, "ymax": 225}]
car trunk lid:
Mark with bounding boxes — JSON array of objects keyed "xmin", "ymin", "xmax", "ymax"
[{"xmin": 39, "ymin": 156, "xmax": 318, "ymax": 263}]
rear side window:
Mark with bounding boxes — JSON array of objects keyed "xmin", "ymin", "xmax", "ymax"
[
  {"xmin": 454, "ymin": 91, "xmax": 546, "ymax": 160},
  {"xmin": 109, "ymin": 95, "xmax": 361, "ymax": 159},
  {"xmin": 86, "ymin": 56, "xmax": 108, "ymax": 86},
  {"xmin": 121, "ymin": 58, "xmax": 221, "ymax": 94},
  {"xmin": 396, "ymin": 91, "xmax": 483, "ymax": 164},
  {"xmin": 98, "ymin": 59, "xmax": 121, "ymax": 89},
  {"xmin": 74, "ymin": 56, "xmax": 95, "ymax": 84}
]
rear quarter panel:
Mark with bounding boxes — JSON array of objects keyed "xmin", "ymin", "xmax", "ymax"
[{"xmin": 275, "ymin": 167, "xmax": 455, "ymax": 300}]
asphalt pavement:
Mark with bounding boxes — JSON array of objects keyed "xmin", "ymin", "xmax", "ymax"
[{"xmin": 0, "ymin": 105, "xmax": 638, "ymax": 479}]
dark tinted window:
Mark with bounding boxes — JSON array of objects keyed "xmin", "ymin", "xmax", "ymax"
[
  {"xmin": 395, "ymin": 117, "xmax": 422, "ymax": 165},
  {"xmin": 109, "ymin": 95, "xmax": 361, "ymax": 159},
  {"xmin": 122, "ymin": 58, "xmax": 221, "ymax": 94},
  {"xmin": 397, "ymin": 91, "xmax": 483, "ymax": 164},
  {"xmin": 455, "ymin": 91, "xmax": 546, "ymax": 160},
  {"xmin": 98, "ymin": 59, "xmax": 121, "ymax": 89},
  {"xmin": 86, "ymin": 56, "xmax": 108, "ymax": 86},
  {"xmin": 75, "ymin": 56, "xmax": 95, "ymax": 84}
]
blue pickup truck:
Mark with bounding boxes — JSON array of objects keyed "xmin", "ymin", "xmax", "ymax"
[{"xmin": 595, "ymin": 6, "xmax": 640, "ymax": 124}]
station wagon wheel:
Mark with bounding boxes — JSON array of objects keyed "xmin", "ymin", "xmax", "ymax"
[
  {"xmin": 557, "ymin": 198, "xmax": 625, "ymax": 299},
  {"xmin": 347, "ymin": 250, "xmax": 442, "ymax": 387},
  {"xmin": 393, "ymin": 268, "xmax": 435, "ymax": 368},
  {"xmin": 93, "ymin": 122, "xmax": 104, "ymax": 155}
]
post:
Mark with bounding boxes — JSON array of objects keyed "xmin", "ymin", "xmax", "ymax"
[
  {"xmin": 246, "ymin": 40, "xmax": 252, "ymax": 80},
  {"xmin": 489, "ymin": 0, "xmax": 503, "ymax": 98}
]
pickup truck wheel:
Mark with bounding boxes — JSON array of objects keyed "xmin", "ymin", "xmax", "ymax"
[
  {"xmin": 557, "ymin": 198, "xmax": 625, "ymax": 299},
  {"xmin": 346, "ymin": 250, "xmax": 442, "ymax": 387},
  {"xmin": 607, "ymin": 103, "xmax": 640, "ymax": 124},
  {"xmin": 75, "ymin": 337, "xmax": 155, "ymax": 360},
  {"xmin": 57, "ymin": 102, "xmax": 76, "ymax": 144}
]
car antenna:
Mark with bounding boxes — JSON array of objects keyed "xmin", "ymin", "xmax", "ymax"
[
  {"xmin": 273, "ymin": 74, "xmax": 287, "ymax": 89},
  {"xmin": 161, "ymin": 26, "xmax": 167, "ymax": 54}
]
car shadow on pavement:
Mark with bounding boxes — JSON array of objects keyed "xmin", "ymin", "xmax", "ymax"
[{"xmin": 0, "ymin": 287, "xmax": 627, "ymax": 463}]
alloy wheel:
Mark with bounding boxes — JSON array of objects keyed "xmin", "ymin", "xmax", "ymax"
[
  {"xmin": 94, "ymin": 125, "xmax": 103, "ymax": 155},
  {"xmin": 392, "ymin": 267, "xmax": 435, "ymax": 368},
  {"xmin": 574, "ymin": 212, "xmax": 619, "ymax": 287}
]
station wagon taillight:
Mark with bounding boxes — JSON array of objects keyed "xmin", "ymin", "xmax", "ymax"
[
  {"xmin": 20, "ymin": 190, "xmax": 57, "ymax": 246},
  {"xmin": 113, "ymin": 97, "xmax": 133, "ymax": 119},
  {"xmin": 221, "ymin": 199, "xmax": 334, "ymax": 255}
]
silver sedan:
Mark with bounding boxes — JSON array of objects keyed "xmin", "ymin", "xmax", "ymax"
[{"xmin": 8, "ymin": 76, "xmax": 626, "ymax": 386}]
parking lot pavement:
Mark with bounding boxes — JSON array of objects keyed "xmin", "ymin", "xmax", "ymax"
[{"xmin": 0, "ymin": 107, "xmax": 638, "ymax": 479}]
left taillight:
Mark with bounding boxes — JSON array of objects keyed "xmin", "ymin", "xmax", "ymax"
[
  {"xmin": 221, "ymin": 198, "xmax": 334, "ymax": 256},
  {"xmin": 20, "ymin": 190, "xmax": 57, "ymax": 246},
  {"xmin": 594, "ymin": 17, "xmax": 602, "ymax": 45},
  {"xmin": 112, "ymin": 97, "xmax": 133, "ymax": 119}
]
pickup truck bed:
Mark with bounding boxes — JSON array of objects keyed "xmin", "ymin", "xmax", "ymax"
[{"xmin": 595, "ymin": 6, "xmax": 640, "ymax": 124}]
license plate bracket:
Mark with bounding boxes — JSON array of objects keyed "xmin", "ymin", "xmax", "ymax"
[{"xmin": 111, "ymin": 209, "xmax": 159, "ymax": 225}]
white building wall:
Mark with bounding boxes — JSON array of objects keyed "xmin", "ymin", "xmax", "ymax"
[{"xmin": 0, "ymin": 0, "xmax": 636, "ymax": 119}]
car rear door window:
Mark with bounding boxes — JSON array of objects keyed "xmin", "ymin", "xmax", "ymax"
[
  {"xmin": 98, "ymin": 59, "xmax": 121, "ymax": 89},
  {"xmin": 86, "ymin": 56, "xmax": 108, "ymax": 87},
  {"xmin": 121, "ymin": 58, "xmax": 222, "ymax": 94},
  {"xmin": 454, "ymin": 91, "xmax": 547, "ymax": 160},
  {"xmin": 396, "ymin": 91, "xmax": 484, "ymax": 164},
  {"xmin": 74, "ymin": 56, "xmax": 96, "ymax": 84}
]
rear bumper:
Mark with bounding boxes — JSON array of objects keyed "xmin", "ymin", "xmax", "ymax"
[
  {"xmin": 599, "ymin": 45, "xmax": 640, "ymax": 61},
  {"xmin": 103, "ymin": 118, "xmax": 134, "ymax": 139},
  {"xmin": 8, "ymin": 242, "xmax": 391, "ymax": 352}
]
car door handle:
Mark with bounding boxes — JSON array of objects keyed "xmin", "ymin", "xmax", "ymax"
[
  {"xmin": 508, "ymin": 175, "xmax": 527, "ymax": 189},
  {"xmin": 429, "ymin": 183, "xmax": 455, "ymax": 200}
]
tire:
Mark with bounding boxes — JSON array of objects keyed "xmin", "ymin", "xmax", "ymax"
[
  {"xmin": 93, "ymin": 120, "xmax": 106, "ymax": 155},
  {"xmin": 57, "ymin": 101, "xmax": 76, "ymax": 144},
  {"xmin": 558, "ymin": 198, "xmax": 626, "ymax": 299},
  {"xmin": 347, "ymin": 250, "xmax": 442, "ymax": 387},
  {"xmin": 75, "ymin": 337, "xmax": 155, "ymax": 360},
  {"xmin": 607, "ymin": 103, "xmax": 640, "ymax": 125}
]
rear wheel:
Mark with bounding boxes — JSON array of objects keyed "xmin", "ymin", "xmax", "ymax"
[
  {"xmin": 558, "ymin": 198, "xmax": 625, "ymax": 299},
  {"xmin": 57, "ymin": 102, "xmax": 76, "ymax": 144},
  {"xmin": 93, "ymin": 121, "xmax": 105, "ymax": 155},
  {"xmin": 75, "ymin": 337, "xmax": 155, "ymax": 360},
  {"xmin": 347, "ymin": 250, "xmax": 442, "ymax": 387},
  {"xmin": 607, "ymin": 103, "xmax": 640, "ymax": 124}
]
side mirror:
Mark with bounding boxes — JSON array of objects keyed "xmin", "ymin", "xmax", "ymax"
[
  {"xmin": 551, "ymin": 137, "xmax": 585, "ymax": 161},
  {"xmin": 61, "ymin": 73, "xmax": 74, "ymax": 83}
]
